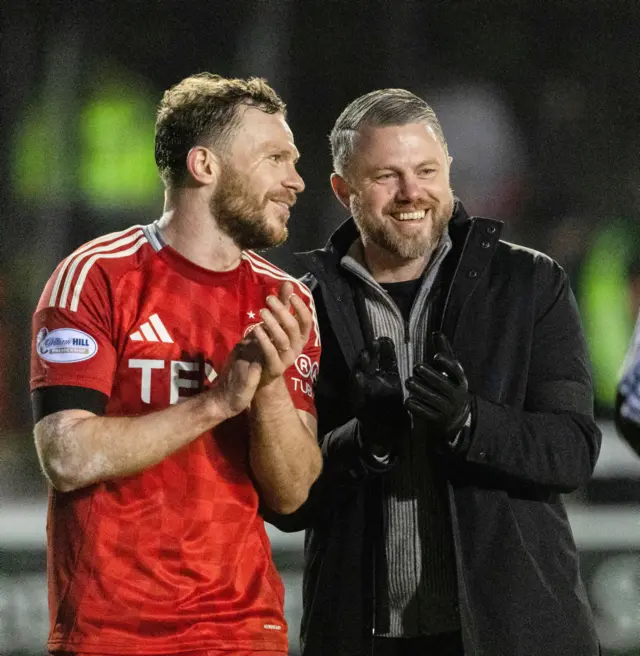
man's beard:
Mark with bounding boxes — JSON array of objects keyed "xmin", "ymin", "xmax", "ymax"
[
  {"xmin": 352, "ymin": 192, "xmax": 454, "ymax": 259},
  {"xmin": 210, "ymin": 167, "xmax": 289, "ymax": 250}
]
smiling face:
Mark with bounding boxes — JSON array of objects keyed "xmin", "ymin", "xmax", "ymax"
[
  {"xmin": 333, "ymin": 122, "xmax": 454, "ymax": 262},
  {"xmin": 211, "ymin": 106, "xmax": 305, "ymax": 249}
]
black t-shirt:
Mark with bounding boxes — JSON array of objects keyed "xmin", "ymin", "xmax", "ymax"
[{"xmin": 380, "ymin": 277, "xmax": 423, "ymax": 322}]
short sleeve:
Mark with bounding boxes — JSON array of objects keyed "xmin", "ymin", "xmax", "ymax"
[
  {"xmin": 30, "ymin": 260, "xmax": 117, "ymax": 397},
  {"xmin": 283, "ymin": 281, "xmax": 321, "ymax": 417}
]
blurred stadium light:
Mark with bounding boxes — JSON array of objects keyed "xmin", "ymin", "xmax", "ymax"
[
  {"xmin": 12, "ymin": 68, "xmax": 160, "ymax": 210},
  {"xmin": 580, "ymin": 224, "xmax": 638, "ymax": 413}
]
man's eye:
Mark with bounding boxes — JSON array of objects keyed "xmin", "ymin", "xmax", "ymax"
[
  {"xmin": 376, "ymin": 173, "xmax": 394, "ymax": 180},
  {"xmin": 270, "ymin": 154, "xmax": 283, "ymax": 162}
]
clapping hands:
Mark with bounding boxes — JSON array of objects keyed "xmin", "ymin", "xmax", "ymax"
[
  {"xmin": 244, "ymin": 280, "xmax": 312, "ymax": 386},
  {"xmin": 405, "ymin": 332, "xmax": 471, "ymax": 445}
]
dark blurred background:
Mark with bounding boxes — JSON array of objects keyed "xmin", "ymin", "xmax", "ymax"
[{"xmin": 1, "ymin": 1, "xmax": 640, "ymax": 654}]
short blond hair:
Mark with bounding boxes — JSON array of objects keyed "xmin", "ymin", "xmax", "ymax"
[{"xmin": 155, "ymin": 72, "xmax": 286, "ymax": 187}]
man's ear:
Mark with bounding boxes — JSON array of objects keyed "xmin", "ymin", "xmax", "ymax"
[
  {"xmin": 330, "ymin": 173, "xmax": 352, "ymax": 211},
  {"xmin": 186, "ymin": 146, "xmax": 220, "ymax": 186}
]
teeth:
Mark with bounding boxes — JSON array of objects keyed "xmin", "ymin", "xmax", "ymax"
[{"xmin": 396, "ymin": 210, "xmax": 425, "ymax": 221}]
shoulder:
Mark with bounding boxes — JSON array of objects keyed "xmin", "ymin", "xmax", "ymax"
[
  {"xmin": 463, "ymin": 216, "xmax": 562, "ymax": 283},
  {"xmin": 494, "ymin": 239, "xmax": 566, "ymax": 283},
  {"xmin": 241, "ymin": 250, "xmax": 315, "ymax": 305},
  {"xmin": 38, "ymin": 225, "xmax": 153, "ymax": 313},
  {"xmin": 242, "ymin": 250, "xmax": 321, "ymax": 348},
  {"xmin": 491, "ymin": 240, "xmax": 571, "ymax": 318}
]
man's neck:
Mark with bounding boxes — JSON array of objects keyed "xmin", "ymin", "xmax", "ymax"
[{"xmin": 157, "ymin": 192, "xmax": 242, "ymax": 272}]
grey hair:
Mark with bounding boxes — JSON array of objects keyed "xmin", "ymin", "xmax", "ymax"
[{"xmin": 330, "ymin": 88, "xmax": 448, "ymax": 176}]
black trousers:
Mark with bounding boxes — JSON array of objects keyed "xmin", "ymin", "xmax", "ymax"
[{"xmin": 373, "ymin": 631, "xmax": 464, "ymax": 656}]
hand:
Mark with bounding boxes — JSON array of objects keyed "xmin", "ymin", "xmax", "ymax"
[
  {"xmin": 209, "ymin": 337, "xmax": 263, "ymax": 419},
  {"xmin": 352, "ymin": 336, "xmax": 410, "ymax": 454},
  {"xmin": 246, "ymin": 281, "xmax": 313, "ymax": 387},
  {"xmin": 405, "ymin": 332, "xmax": 471, "ymax": 444}
]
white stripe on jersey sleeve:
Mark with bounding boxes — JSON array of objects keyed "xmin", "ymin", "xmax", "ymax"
[
  {"xmin": 241, "ymin": 250, "xmax": 320, "ymax": 347},
  {"xmin": 70, "ymin": 236, "xmax": 148, "ymax": 312},
  {"xmin": 59, "ymin": 230, "xmax": 145, "ymax": 309},
  {"xmin": 49, "ymin": 226, "xmax": 143, "ymax": 307}
]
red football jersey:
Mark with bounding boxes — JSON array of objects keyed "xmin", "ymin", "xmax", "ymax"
[{"xmin": 30, "ymin": 223, "xmax": 320, "ymax": 655}]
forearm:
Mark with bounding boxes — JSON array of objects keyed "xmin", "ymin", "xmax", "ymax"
[
  {"xmin": 460, "ymin": 396, "xmax": 601, "ymax": 491},
  {"xmin": 34, "ymin": 391, "xmax": 229, "ymax": 492},
  {"xmin": 265, "ymin": 416, "xmax": 393, "ymax": 532},
  {"xmin": 249, "ymin": 377, "xmax": 322, "ymax": 514}
]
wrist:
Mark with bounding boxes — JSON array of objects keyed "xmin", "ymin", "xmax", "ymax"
[
  {"xmin": 253, "ymin": 375, "xmax": 288, "ymax": 400},
  {"xmin": 258, "ymin": 370, "xmax": 281, "ymax": 388},
  {"xmin": 445, "ymin": 399, "xmax": 474, "ymax": 452},
  {"xmin": 353, "ymin": 421, "xmax": 393, "ymax": 473},
  {"xmin": 251, "ymin": 377, "xmax": 292, "ymax": 416},
  {"xmin": 203, "ymin": 386, "xmax": 239, "ymax": 425},
  {"xmin": 357, "ymin": 419, "xmax": 391, "ymax": 456}
]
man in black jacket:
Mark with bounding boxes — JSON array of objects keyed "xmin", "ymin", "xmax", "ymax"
[{"xmin": 268, "ymin": 88, "xmax": 601, "ymax": 655}]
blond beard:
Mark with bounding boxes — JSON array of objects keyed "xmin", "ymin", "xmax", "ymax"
[
  {"xmin": 211, "ymin": 166, "xmax": 288, "ymax": 250},
  {"xmin": 352, "ymin": 195, "xmax": 454, "ymax": 260}
]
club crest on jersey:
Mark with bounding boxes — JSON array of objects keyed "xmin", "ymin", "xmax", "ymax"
[
  {"xmin": 243, "ymin": 322, "xmax": 261, "ymax": 337},
  {"xmin": 36, "ymin": 327, "xmax": 98, "ymax": 363}
]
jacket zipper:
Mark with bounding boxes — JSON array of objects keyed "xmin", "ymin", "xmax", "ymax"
[{"xmin": 441, "ymin": 218, "xmax": 479, "ymax": 655}]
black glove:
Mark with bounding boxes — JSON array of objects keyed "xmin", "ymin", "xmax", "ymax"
[
  {"xmin": 405, "ymin": 332, "xmax": 471, "ymax": 446},
  {"xmin": 353, "ymin": 336, "xmax": 410, "ymax": 455}
]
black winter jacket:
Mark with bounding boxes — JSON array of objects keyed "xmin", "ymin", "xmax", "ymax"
[{"xmin": 269, "ymin": 204, "xmax": 601, "ymax": 656}]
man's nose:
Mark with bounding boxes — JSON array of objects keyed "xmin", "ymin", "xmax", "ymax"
[
  {"xmin": 397, "ymin": 175, "xmax": 422, "ymax": 202},
  {"xmin": 285, "ymin": 165, "xmax": 305, "ymax": 194}
]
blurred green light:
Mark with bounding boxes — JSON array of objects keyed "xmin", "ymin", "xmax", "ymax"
[
  {"xmin": 79, "ymin": 81, "xmax": 160, "ymax": 208},
  {"xmin": 12, "ymin": 71, "xmax": 161, "ymax": 209},
  {"xmin": 579, "ymin": 225, "xmax": 635, "ymax": 409}
]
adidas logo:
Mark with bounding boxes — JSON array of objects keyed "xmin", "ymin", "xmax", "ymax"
[{"xmin": 130, "ymin": 314, "xmax": 173, "ymax": 343}]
